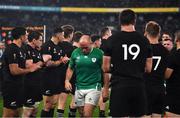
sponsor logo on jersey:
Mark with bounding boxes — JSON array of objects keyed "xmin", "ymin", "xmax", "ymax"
[
  {"xmin": 10, "ymin": 101, "xmax": 17, "ymax": 106},
  {"xmin": 27, "ymin": 99, "xmax": 32, "ymax": 104},
  {"xmin": 45, "ymin": 90, "xmax": 51, "ymax": 95}
]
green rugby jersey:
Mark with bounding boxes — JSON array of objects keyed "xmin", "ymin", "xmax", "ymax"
[{"xmin": 69, "ymin": 48, "xmax": 103, "ymax": 90}]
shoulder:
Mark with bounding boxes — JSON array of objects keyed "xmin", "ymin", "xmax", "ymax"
[{"xmin": 93, "ymin": 48, "xmax": 104, "ymax": 55}]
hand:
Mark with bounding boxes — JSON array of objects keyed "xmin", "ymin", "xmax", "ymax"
[
  {"xmin": 102, "ymin": 87, "xmax": 109, "ymax": 102},
  {"xmin": 43, "ymin": 55, "xmax": 52, "ymax": 62},
  {"xmin": 46, "ymin": 61, "xmax": 54, "ymax": 67},
  {"xmin": 65, "ymin": 80, "xmax": 72, "ymax": 92},
  {"xmin": 29, "ymin": 64, "xmax": 41, "ymax": 72},
  {"xmin": 61, "ymin": 55, "xmax": 70, "ymax": 64}
]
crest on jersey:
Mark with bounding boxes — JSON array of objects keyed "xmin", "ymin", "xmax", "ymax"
[{"xmin": 92, "ymin": 58, "xmax": 96, "ymax": 63}]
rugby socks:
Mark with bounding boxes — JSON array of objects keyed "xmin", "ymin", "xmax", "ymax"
[
  {"xmin": 68, "ymin": 107, "xmax": 77, "ymax": 117},
  {"xmin": 41, "ymin": 109, "xmax": 51, "ymax": 117},
  {"xmin": 57, "ymin": 109, "xmax": 64, "ymax": 117},
  {"xmin": 99, "ymin": 110, "xmax": 105, "ymax": 117},
  {"xmin": 49, "ymin": 108, "xmax": 54, "ymax": 117}
]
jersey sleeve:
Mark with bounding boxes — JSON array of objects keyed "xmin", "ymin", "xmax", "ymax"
[
  {"xmin": 41, "ymin": 43, "xmax": 51, "ymax": 55},
  {"xmin": 24, "ymin": 46, "xmax": 32, "ymax": 60},
  {"xmin": 5, "ymin": 47, "xmax": 18, "ymax": 64},
  {"xmin": 68, "ymin": 49, "xmax": 76, "ymax": 70},
  {"xmin": 167, "ymin": 52, "xmax": 176, "ymax": 69},
  {"xmin": 99, "ymin": 49, "xmax": 104, "ymax": 66},
  {"xmin": 103, "ymin": 36, "xmax": 113, "ymax": 56},
  {"xmin": 144, "ymin": 37, "xmax": 153, "ymax": 58}
]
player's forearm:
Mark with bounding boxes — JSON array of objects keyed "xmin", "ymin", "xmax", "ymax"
[
  {"xmin": 45, "ymin": 60, "xmax": 62, "ymax": 67},
  {"xmin": 103, "ymin": 73, "xmax": 110, "ymax": 89},
  {"xmin": 65, "ymin": 67, "xmax": 73, "ymax": 81},
  {"xmin": 10, "ymin": 67, "xmax": 31, "ymax": 75}
]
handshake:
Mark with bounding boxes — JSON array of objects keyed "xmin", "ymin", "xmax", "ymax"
[{"xmin": 44, "ymin": 54, "xmax": 70, "ymax": 67}]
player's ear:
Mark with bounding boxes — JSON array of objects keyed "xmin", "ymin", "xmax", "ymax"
[{"xmin": 144, "ymin": 31, "xmax": 147, "ymax": 37}]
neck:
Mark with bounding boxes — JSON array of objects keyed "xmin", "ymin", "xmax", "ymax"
[
  {"xmin": 177, "ymin": 43, "xmax": 180, "ymax": 50},
  {"xmin": 28, "ymin": 42, "xmax": 35, "ymax": 49},
  {"xmin": 51, "ymin": 37, "xmax": 59, "ymax": 45},
  {"xmin": 73, "ymin": 42, "xmax": 79, "ymax": 47},
  {"xmin": 102, "ymin": 35, "xmax": 108, "ymax": 40},
  {"xmin": 63, "ymin": 38, "xmax": 70, "ymax": 42},
  {"xmin": 147, "ymin": 35, "xmax": 159, "ymax": 44},
  {"xmin": 13, "ymin": 39, "xmax": 22, "ymax": 47},
  {"xmin": 121, "ymin": 24, "xmax": 135, "ymax": 32}
]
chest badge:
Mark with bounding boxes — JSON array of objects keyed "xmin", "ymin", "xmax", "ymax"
[{"xmin": 92, "ymin": 58, "xmax": 96, "ymax": 63}]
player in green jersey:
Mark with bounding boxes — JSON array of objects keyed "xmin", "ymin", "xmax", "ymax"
[{"xmin": 65, "ymin": 35, "xmax": 109, "ymax": 117}]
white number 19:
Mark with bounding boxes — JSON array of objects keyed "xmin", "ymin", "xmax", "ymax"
[{"xmin": 122, "ymin": 44, "xmax": 140, "ymax": 60}]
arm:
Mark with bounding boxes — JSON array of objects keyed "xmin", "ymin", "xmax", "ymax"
[
  {"xmin": 145, "ymin": 57, "xmax": 152, "ymax": 73},
  {"xmin": 43, "ymin": 54, "xmax": 62, "ymax": 67},
  {"xmin": 102, "ymin": 55, "xmax": 111, "ymax": 102},
  {"xmin": 165, "ymin": 68, "xmax": 173, "ymax": 79},
  {"xmin": 102, "ymin": 56, "xmax": 111, "ymax": 73},
  {"xmin": 65, "ymin": 67, "xmax": 74, "ymax": 91},
  {"xmin": 9, "ymin": 63, "xmax": 39, "ymax": 75}
]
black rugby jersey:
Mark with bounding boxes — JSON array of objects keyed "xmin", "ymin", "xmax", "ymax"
[
  {"xmin": 23, "ymin": 44, "xmax": 43, "ymax": 82},
  {"xmin": 41, "ymin": 40, "xmax": 64, "ymax": 62},
  {"xmin": 59, "ymin": 41, "xmax": 74, "ymax": 58},
  {"xmin": 144, "ymin": 43, "xmax": 168, "ymax": 86},
  {"xmin": 166, "ymin": 49, "xmax": 180, "ymax": 88},
  {"xmin": 100, "ymin": 39, "xmax": 108, "ymax": 52},
  {"xmin": 2, "ymin": 43, "xmax": 26, "ymax": 83},
  {"xmin": 104, "ymin": 31, "xmax": 152, "ymax": 81}
]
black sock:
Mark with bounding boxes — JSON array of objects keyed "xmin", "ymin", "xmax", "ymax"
[
  {"xmin": 99, "ymin": 110, "xmax": 105, "ymax": 117},
  {"xmin": 49, "ymin": 108, "xmax": 54, "ymax": 117},
  {"xmin": 68, "ymin": 107, "xmax": 77, "ymax": 117},
  {"xmin": 57, "ymin": 109, "xmax": 64, "ymax": 118},
  {"xmin": 41, "ymin": 109, "xmax": 51, "ymax": 117}
]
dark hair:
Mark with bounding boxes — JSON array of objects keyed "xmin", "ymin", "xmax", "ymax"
[
  {"xmin": 53, "ymin": 26, "xmax": 63, "ymax": 35},
  {"xmin": 145, "ymin": 21, "xmax": 161, "ymax": 38},
  {"xmin": 101, "ymin": 27, "xmax": 110, "ymax": 37},
  {"xmin": 119, "ymin": 9, "xmax": 136, "ymax": 25},
  {"xmin": 61, "ymin": 25, "xmax": 74, "ymax": 38},
  {"xmin": 11, "ymin": 27, "xmax": 26, "ymax": 40},
  {"xmin": 72, "ymin": 31, "xmax": 83, "ymax": 43},
  {"xmin": 28, "ymin": 31, "xmax": 42, "ymax": 42},
  {"xmin": 91, "ymin": 35, "xmax": 101, "ymax": 43}
]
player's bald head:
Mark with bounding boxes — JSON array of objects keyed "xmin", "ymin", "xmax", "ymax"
[
  {"xmin": 79, "ymin": 35, "xmax": 92, "ymax": 45},
  {"xmin": 79, "ymin": 35, "xmax": 92, "ymax": 54},
  {"xmin": 79, "ymin": 35, "xmax": 92, "ymax": 46}
]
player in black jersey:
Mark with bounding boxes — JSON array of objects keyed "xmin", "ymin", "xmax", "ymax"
[
  {"xmin": 144, "ymin": 21, "xmax": 169, "ymax": 117},
  {"xmin": 91, "ymin": 35, "xmax": 101, "ymax": 48},
  {"xmin": 40, "ymin": 26, "xmax": 69, "ymax": 117},
  {"xmin": 100, "ymin": 27, "xmax": 112, "ymax": 52},
  {"xmin": 99, "ymin": 27, "xmax": 112, "ymax": 117},
  {"xmin": 103, "ymin": 9, "xmax": 152, "ymax": 117},
  {"xmin": 2, "ymin": 27, "xmax": 40, "ymax": 117},
  {"xmin": 165, "ymin": 30, "xmax": 180, "ymax": 117},
  {"xmin": 72, "ymin": 31, "xmax": 83, "ymax": 48},
  {"xmin": 57, "ymin": 25, "xmax": 76, "ymax": 117},
  {"xmin": 22, "ymin": 31, "xmax": 44, "ymax": 117}
]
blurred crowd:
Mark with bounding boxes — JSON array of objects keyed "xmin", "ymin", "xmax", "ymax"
[
  {"xmin": 0, "ymin": 11, "xmax": 180, "ymax": 41},
  {"xmin": 0, "ymin": 0, "xmax": 179, "ymax": 7}
]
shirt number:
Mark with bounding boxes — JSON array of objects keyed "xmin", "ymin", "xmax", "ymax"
[
  {"xmin": 122, "ymin": 44, "xmax": 140, "ymax": 60},
  {"xmin": 152, "ymin": 56, "xmax": 161, "ymax": 70}
]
